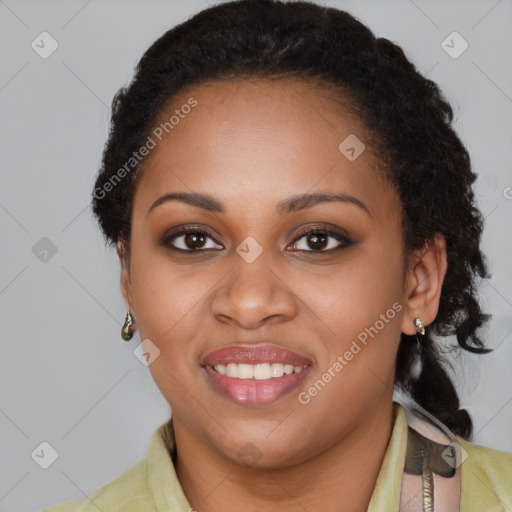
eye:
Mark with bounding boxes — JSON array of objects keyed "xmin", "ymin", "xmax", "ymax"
[
  {"xmin": 161, "ymin": 227, "xmax": 223, "ymax": 251},
  {"xmin": 288, "ymin": 227, "xmax": 352, "ymax": 252},
  {"xmin": 161, "ymin": 225, "xmax": 352, "ymax": 253}
]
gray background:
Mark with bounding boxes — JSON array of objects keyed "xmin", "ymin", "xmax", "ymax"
[{"xmin": 1, "ymin": 0, "xmax": 511, "ymax": 510}]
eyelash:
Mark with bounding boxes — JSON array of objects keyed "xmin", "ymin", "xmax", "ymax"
[{"xmin": 160, "ymin": 225, "xmax": 353, "ymax": 254}]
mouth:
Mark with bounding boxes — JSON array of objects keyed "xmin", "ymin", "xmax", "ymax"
[{"xmin": 202, "ymin": 344, "xmax": 312, "ymax": 406}]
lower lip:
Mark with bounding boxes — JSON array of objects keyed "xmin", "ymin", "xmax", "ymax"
[{"xmin": 204, "ymin": 366, "xmax": 311, "ymax": 406}]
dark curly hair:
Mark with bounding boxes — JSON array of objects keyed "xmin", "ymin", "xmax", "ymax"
[{"xmin": 91, "ymin": 0, "xmax": 492, "ymax": 439}]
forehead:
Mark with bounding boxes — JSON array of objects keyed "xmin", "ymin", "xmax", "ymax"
[{"xmin": 133, "ymin": 77, "xmax": 399, "ymax": 222}]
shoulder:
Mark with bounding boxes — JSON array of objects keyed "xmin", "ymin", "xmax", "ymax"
[
  {"xmin": 42, "ymin": 419, "xmax": 190, "ymax": 512},
  {"xmin": 458, "ymin": 436, "xmax": 512, "ymax": 510},
  {"xmin": 42, "ymin": 457, "xmax": 155, "ymax": 512}
]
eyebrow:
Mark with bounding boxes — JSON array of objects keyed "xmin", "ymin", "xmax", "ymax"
[{"xmin": 147, "ymin": 191, "xmax": 370, "ymax": 217}]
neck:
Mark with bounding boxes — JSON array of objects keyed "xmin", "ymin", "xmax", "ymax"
[{"xmin": 174, "ymin": 400, "xmax": 395, "ymax": 512}]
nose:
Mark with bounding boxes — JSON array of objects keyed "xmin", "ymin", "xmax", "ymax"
[{"xmin": 210, "ymin": 249, "xmax": 299, "ymax": 330}]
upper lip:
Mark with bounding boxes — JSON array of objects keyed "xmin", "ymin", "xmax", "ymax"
[{"xmin": 202, "ymin": 344, "xmax": 312, "ymax": 367}]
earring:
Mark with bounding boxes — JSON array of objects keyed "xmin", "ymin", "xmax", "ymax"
[
  {"xmin": 409, "ymin": 318, "xmax": 426, "ymax": 381},
  {"xmin": 414, "ymin": 318, "xmax": 425, "ymax": 336},
  {"xmin": 121, "ymin": 312, "xmax": 136, "ymax": 341}
]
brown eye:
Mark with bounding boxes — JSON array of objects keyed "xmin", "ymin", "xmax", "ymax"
[
  {"xmin": 183, "ymin": 232, "xmax": 207, "ymax": 250},
  {"xmin": 305, "ymin": 232, "xmax": 328, "ymax": 251},
  {"xmin": 289, "ymin": 227, "xmax": 352, "ymax": 252},
  {"xmin": 161, "ymin": 228, "xmax": 223, "ymax": 251}
]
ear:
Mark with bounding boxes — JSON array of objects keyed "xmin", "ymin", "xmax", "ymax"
[
  {"xmin": 401, "ymin": 233, "xmax": 448, "ymax": 335},
  {"xmin": 117, "ymin": 239, "xmax": 134, "ymax": 313}
]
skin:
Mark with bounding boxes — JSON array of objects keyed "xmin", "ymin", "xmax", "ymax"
[{"xmin": 118, "ymin": 78, "xmax": 447, "ymax": 512}]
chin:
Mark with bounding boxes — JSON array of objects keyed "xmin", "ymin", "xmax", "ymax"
[{"xmin": 217, "ymin": 434, "xmax": 312, "ymax": 470}]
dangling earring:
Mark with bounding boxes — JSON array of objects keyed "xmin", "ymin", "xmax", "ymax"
[
  {"xmin": 414, "ymin": 317, "xmax": 425, "ymax": 336},
  {"xmin": 409, "ymin": 318, "xmax": 425, "ymax": 381},
  {"xmin": 121, "ymin": 312, "xmax": 136, "ymax": 341}
]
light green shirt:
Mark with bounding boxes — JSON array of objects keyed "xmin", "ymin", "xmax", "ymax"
[{"xmin": 43, "ymin": 402, "xmax": 512, "ymax": 511}]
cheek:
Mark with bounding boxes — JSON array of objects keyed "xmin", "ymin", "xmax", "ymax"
[
  {"xmin": 288, "ymin": 239, "xmax": 405, "ymax": 413},
  {"xmin": 128, "ymin": 255, "xmax": 213, "ymax": 408},
  {"xmin": 128, "ymin": 246, "xmax": 217, "ymax": 373},
  {"xmin": 292, "ymin": 242, "xmax": 404, "ymax": 341},
  {"xmin": 129, "ymin": 219, "xmax": 207, "ymax": 326},
  {"xmin": 290, "ymin": 249, "xmax": 404, "ymax": 441}
]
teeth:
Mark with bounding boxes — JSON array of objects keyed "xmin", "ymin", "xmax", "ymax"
[
  {"xmin": 238, "ymin": 364, "xmax": 254, "ymax": 379},
  {"xmin": 216, "ymin": 364, "xmax": 227, "ymax": 375},
  {"xmin": 284, "ymin": 364, "xmax": 294, "ymax": 375},
  {"xmin": 254, "ymin": 363, "xmax": 272, "ymax": 380},
  {"xmin": 226, "ymin": 363, "xmax": 238, "ymax": 378},
  {"xmin": 271, "ymin": 363, "xmax": 284, "ymax": 377},
  {"xmin": 212, "ymin": 363, "xmax": 305, "ymax": 380}
]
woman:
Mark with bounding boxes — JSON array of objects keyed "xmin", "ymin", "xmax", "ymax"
[{"xmin": 44, "ymin": 0, "xmax": 512, "ymax": 510}]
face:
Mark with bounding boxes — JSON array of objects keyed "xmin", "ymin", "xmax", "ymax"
[{"xmin": 120, "ymin": 78, "xmax": 429, "ymax": 468}]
